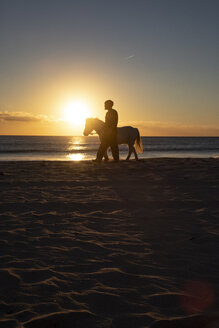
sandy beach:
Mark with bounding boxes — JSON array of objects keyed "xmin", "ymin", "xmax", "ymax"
[{"xmin": 0, "ymin": 158, "xmax": 219, "ymax": 328}]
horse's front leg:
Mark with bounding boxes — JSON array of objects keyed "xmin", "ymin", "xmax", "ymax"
[
  {"xmin": 99, "ymin": 134, "xmax": 109, "ymax": 161},
  {"xmin": 104, "ymin": 148, "xmax": 109, "ymax": 161}
]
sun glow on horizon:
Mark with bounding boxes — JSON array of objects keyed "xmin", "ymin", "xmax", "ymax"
[{"xmin": 63, "ymin": 100, "xmax": 90, "ymax": 126}]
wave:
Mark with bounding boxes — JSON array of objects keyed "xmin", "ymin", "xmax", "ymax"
[
  {"xmin": 142, "ymin": 147, "xmax": 219, "ymax": 151},
  {"xmin": 0, "ymin": 136, "xmax": 219, "ymax": 160},
  {"xmin": 0, "ymin": 149, "xmax": 99, "ymax": 154}
]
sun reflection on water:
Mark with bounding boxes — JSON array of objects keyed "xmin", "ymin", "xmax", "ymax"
[
  {"xmin": 68, "ymin": 137, "xmax": 85, "ymax": 151},
  {"xmin": 69, "ymin": 137, "xmax": 84, "ymax": 144},
  {"xmin": 67, "ymin": 153, "xmax": 84, "ymax": 161},
  {"xmin": 69, "ymin": 145, "xmax": 83, "ymax": 151}
]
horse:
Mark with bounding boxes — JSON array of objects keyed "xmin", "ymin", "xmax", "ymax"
[{"xmin": 83, "ymin": 118, "xmax": 143, "ymax": 161}]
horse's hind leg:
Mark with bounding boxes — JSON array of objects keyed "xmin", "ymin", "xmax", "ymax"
[
  {"xmin": 126, "ymin": 144, "xmax": 132, "ymax": 161},
  {"xmin": 133, "ymin": 146, "xmax": 139, "ymax": 161},
  {"xmin": 126, "ymin": 144, "xmax": 138, "ymax": 161}
]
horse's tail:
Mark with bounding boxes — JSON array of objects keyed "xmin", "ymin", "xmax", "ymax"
[{"xmin": 134, "ymin": 129, "xmax": 143, "ymax": 153}]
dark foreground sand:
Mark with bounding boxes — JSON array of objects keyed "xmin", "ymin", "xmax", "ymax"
[{"xmin": 0, "ymin": 158, "xmax": 219, "ymax": 328}]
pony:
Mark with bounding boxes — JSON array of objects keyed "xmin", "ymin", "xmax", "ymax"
[{"xmin": 83, "ymin": 118, "xmax": 143, "ymax": 161}]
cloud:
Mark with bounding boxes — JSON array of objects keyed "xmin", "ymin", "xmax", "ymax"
[
  {"xmin": 1, "ymin": 112, "xmax": 218, "ymax": 136},
  {"xmin": 119, "ymin": 120, "xmax": 219, "ymax": 136},
  {"xmin": 0, "ymin": 111, "xmax": 51, "ymax": 122}
]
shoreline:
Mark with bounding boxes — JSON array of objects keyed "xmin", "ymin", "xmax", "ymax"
[
  {"xmin": 0, "ymin": 158, "xmax": 219, "ymax": 327},
  {"xmin": 0, "ymin": 154, "xmax": 219, "ymax": 162}
]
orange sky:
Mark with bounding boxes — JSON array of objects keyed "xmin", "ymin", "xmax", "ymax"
[{"xmin": 1, "ymin": 1, "xmax": 219, "ymax": 136}]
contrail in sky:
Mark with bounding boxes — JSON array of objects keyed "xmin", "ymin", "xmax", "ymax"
[{"xmin": 125, "ymin": 54, "xmax": 135, "ymax": 60}]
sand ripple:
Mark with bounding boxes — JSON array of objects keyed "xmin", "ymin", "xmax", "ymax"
[{"xmin": 0, "ymin": 159, "xmax": 218, "ymax": 327}]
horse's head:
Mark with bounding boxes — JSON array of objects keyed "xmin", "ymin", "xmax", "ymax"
[
  {"xmin": 83, "ymin": 117, "xmax": 105, "ymax": 136},
  {"xmin": 83, "ymin": 118, "xmax": 94, "ymax": 136}
]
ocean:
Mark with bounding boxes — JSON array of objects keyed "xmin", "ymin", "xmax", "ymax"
[{"xmin": 0, "ymin": 136, "xmax": 219, "ymax": 161}]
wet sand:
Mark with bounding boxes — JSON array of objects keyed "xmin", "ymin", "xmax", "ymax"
[{"xmin": 0, "ymin": 159, "xmax": 219, "ymax": 327}]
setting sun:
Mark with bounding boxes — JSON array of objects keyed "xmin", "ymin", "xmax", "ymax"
[{"xmin": 63, "ymin": 101, "xmax": 90, "ymax": 126}]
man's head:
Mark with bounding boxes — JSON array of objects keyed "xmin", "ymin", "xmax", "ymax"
[{"xmin": 104, "ymin": 99, "xmax": 114, "ymax": 110}]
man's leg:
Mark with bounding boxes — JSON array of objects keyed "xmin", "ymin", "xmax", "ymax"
[{"xmin": 95, "ymin": 140, "xmax": 108, "ymax": 162}]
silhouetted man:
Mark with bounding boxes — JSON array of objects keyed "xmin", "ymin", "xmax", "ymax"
[{"xmin": 94, "ymin": 100, "xmax": 119, "ymax": 162}]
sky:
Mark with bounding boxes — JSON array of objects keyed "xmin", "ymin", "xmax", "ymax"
[{"xmin": 0, "ymin": 0, "xmax": 219, "ymax": 136}]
